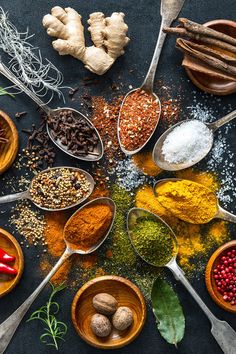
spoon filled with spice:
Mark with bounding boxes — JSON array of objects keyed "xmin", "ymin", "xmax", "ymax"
[
  {"xmin": 127, "ymin": 208, "xmax": 236, "ymax": 354},
  {"xmin": 117, "ymin": 0, "xmax": 186, "ymax": 155},
  {"xmin": 0, "ymin": 62, "xmax": 104, "ymax": 161},
  {"xmin": 0, "ymin": 197, "xmax": 116, "ymax": 354},
  {"xmin": 152, "ymin": 108, "xmax": 236, "ymax": 171},
  {"xmin": 154, "ymin": 178, "xmax": 236, "ymax": 224},
  {"xmin": 0, "ymin": 166, "xmax": 94, "ymax": 211}
]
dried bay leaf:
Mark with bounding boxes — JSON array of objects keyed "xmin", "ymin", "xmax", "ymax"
[{"xmin": 151, "ymin": 278, "xmax": 185, "ymax": 346}]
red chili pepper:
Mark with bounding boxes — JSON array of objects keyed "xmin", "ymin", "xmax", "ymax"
[
  {"xmin": 0, "ymin": 248, "xmax": 15, "ymax": 263},
  {"xmin": 0, "ymin": 262, "xmax": 18, "ymax": 275}
]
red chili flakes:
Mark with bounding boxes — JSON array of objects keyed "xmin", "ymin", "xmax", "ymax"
[
  {"xmin": 91, "ymin": 96, "xmax": 124, "ymax": 166},
  {"xmin": 161, "ymin": 98, "xmax": 181, "ymax": 127},
  {"xmin": 119, "ymin": 89, "xmax": 160, "ymax": 151}
]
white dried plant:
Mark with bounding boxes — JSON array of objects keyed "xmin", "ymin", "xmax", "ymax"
[{"xmin": 0, "ymin": 7, "xmax": 65, "ymax": 104}]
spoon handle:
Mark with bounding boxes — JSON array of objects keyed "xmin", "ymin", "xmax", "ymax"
[
  {"xmin": 0, "ymin": 248, "xmax": 72, "ymax": 354},
  {"xmin": 142, "ymin": 0, "xmax": 186, "ymax": 92},
  {"xmin": 208, "ymin": 109, "xmax": 236, "ymax": 132},
  {"xmin": 167, "ymin": 259, "xmax": 236, "ymax": 354},
  {"xmin": 0, "ymin": 62, "xmax": 52, "ymax": 115},
  {"xmin": 216, "ymin": 206, "xmax": 236, "ymax": 223},
  {"xmin": 0, "ymin": 191, "xmax": 29, "ymax": 204}
]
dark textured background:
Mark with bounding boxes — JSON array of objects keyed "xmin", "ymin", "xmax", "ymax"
[{"xmin": 0, "ymin": 1, "xmax": 236, "ymax": 354}]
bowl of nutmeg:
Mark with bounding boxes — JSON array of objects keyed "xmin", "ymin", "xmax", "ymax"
[{"xmin": 71, "ymin": 275, "xmax": 146, "ymax": 349}]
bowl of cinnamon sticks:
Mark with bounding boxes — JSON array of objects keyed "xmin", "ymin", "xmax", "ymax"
[
  {"xmin": 0, "ymin": 110, "xmax": 18, "ymax": 174},
  {"xmin": 164, "ymin": 18, "xmax": 236, "ymax": 95}
]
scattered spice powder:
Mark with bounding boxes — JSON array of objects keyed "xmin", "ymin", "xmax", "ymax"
[
  {"xmin": 160, "ymin": 98, "xmax": 181, "ymax": 127},
  {"xmin": 132, "ymin": 151, "xmax": 162, "ymax": 176},
  {"xmin": 119, "ymin": 89, "xmax": 160, "ymax": 151}
]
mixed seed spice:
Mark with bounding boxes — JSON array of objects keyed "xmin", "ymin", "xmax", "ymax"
[{"xmin": 29, "ymin": 168, "xmax": 91, "ymax": 209}]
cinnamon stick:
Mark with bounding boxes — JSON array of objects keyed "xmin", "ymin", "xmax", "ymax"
[
  {"xmin": 179, "ymin": 18, "xmax": 236, "ymax": 47},
  {"xmin": 176, "ymin": 38, "xmax": 236, "ymax": 77},
  {"xmin": 164, "ymin": 27, "xmax": 236, "ymax": 55},
  {"xmin": 182, "ymin": 55, "xmax": 236, "ymax": 82},
  {"xmin": 178, "ymin": 39, "xmax": 236, "ymax": 64}
]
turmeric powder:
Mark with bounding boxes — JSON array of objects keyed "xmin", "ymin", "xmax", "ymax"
[
  {"xmin": 64, "ymin": 204, "xmax": 113, "ymax": 250},
  {"xmin": 155, "ymin": 179, "xmax": 218, "ymax": 224}
]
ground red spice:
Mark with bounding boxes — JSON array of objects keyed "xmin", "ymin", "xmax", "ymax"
[
  {"xmin": 119, "ymin": 89, "xmax": 160, "ymax": 151},
  {"xmin": 92, "ymin": 96, "xmax": 124, "ymax": 167}
]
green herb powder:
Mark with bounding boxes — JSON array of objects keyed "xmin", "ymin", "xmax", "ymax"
[{"xmin": 132, "ymin": 217, "xmax": 175, "ymax": 266}]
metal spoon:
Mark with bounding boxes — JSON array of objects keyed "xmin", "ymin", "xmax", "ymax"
[
  {"xmin": 117, "ymin": 0, "xmax": 186, "ymax": 155},
  {"xmin": 127, "ymin": 207, "xmax": 236, "ymax": 354},
  {"xmin": 0, "ymin": 62, "xmax": 104, "ymax": 161},
  {"xmin": 0, "ymin": 166, "xmax": 94, "ymax": 211},
  {"xmin": 153, "ymin": 109, "xmax": 236, "ymax": 171},
  {"xmin": 154, "ymin": 178, "xmax": 236, "ymax": 224},
  {"xmin": 0, "ymin": 197, "xmax": 116, "ymax": 354}
]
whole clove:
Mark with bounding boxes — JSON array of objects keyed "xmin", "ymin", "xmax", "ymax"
[
  {"xmin": 47, "ymin": 110, "xmax": 99, "ymax": 157},
  {"xmin": 15, "ymin": 111, "xmax": 27, "ymax": 119}
]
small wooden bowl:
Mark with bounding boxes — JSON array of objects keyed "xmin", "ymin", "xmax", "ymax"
[
  {"xmin": 205, "ymin": 240, "xmax": 236, "ymax": 313},
  {"xmin": 71, "ymin": 275, "xmax": 146, "ymax": 349},
  {"xmin": 0, "ymin": 228, "xmax": 24, "ymax": 297},
  {"xmin": 185, "ymin": 20, "xmax": 236, "ymax": 95},
  {"xmin": 0, "ymin": 110, "xmax": 19, "ymax": 175}
]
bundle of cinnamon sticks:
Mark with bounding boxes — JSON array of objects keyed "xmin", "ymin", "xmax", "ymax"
[{"xmin": 164, "ymin": 18, "xmax": 236, "ymax": 82}]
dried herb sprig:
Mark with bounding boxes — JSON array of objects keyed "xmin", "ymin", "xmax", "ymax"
[
  {"xmin": 0, "ymin": 86, "xmax": 14, "ymax": 98},
  {"xmin": 28, "ymin": 283, "xmax": 67, "ymax": 350}
]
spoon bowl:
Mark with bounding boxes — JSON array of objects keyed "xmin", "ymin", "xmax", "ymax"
[
  {"xmin": 0, "ymin": 166, "xmax": 95, "ymax": 211},
  {"xmin": 127, "ymin": 207, "xmax": 178, "ymax": 267},
  {"xmin": 153, "ymin": 108, "xmax": 236, "ymax": 171},
  {"xmin": 64, "ymin": 197, "xmax": 116, "ymax": 254},
  {"xmin": 117, "ymin": 89, "xmax": 161, "ymax": 155},
  {"xmin": 47, "ymin": 107, "xmax": 104, "ymax": 162},
  {"xmin": 153, "ymin": 177, "xmax": 236, "ymax": 224},
  {"xmin": 152, "ymin": 119, "xmax": 214, "ymax": 171},
  {"xmin": 126, "ymin": 207, "xmax": 236, "ymax": 353}
]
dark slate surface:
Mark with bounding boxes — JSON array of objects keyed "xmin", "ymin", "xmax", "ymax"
[{"xmin": 0, "ymin": 1, "xmax": 236, "ymax": 354}]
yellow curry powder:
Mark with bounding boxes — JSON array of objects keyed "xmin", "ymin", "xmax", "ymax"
[
  {"xmin": 135, "ymin": 170, "xmax": 229, "ymax": 273},
  {"xmin": 132, "ymin": 151, "xmax": 162, "ymax": 176},
  {"xmin": 156, "ymin": 179, "xmax": 218, "ymax": 224}
]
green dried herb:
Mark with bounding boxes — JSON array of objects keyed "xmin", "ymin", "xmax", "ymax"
[
  {"xmin": 132, "ymin": 217, "xmax": 174, "ymax": 266},
  {"xmin": 0, "ymin": 87, "xmax": 14, "ymax": 98},
  {"xmin": 28, "ymin": 283, "xmax": 67, "ymax": 350},
  {"xmin": 151, "ymin": 278, "xmax": 185, "ymax": 346}
]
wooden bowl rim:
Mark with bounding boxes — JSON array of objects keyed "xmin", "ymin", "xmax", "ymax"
[
  {"xmin": 185, "ymin": 19, "xmax": 236, "ymax": 96},
  {"xmin": 71, "ymin": 275, "xmax": 146, "ymax": 349},
  {"xmin": 205, "ymin": 240, "xmax": 236, "ymax": 313},
  {"xmin": 0, "ymin": 227, "xmax": 24, "ymax": 297}
]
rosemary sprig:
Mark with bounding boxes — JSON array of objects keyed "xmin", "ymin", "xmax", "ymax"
[
  {"xmin": 0, "ymin": 86, "xmax": 14, "ymax": 98},
  {"xmin": 28, "ymin": 283, "xmax": 67, "ymax": 350}
]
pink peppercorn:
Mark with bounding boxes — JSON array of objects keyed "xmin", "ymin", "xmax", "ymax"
[{"xmin": 213, "ymin": 248, "xmax": 236, "ymax": 305}]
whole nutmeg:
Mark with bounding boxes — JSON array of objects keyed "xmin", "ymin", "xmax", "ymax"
[
  {"xmin": 112, "ymin": 306, "xmax": 133, "ymax": 331},
  {"xmin": 93, "ymin": 293, "xmax": 118, "ymax": 315},
  {"xmin": 90, "ymin": 314, "xmax": 112, "ymax": 337}
]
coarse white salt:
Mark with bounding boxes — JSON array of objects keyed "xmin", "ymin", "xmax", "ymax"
[{"xmin": 162, "ymin": 120, "xmax": 213, "ymax": 164}]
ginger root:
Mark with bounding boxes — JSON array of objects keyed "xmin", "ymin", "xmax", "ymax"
[{"xmin": 42, "ymin": 7, "xmax": 130, "ymax": 75}]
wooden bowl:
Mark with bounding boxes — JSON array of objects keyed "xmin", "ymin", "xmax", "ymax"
[
  {"xmin": 185, "ymin": 20, "xmax": 236, "ymax": 95},
  {"xmin": 71, "ymin": 275, "xmax": 146, "ymax": 349},
  {"xmin": 205, "ymin": 240, "xmax": 236, "ymax": 313},
  {"xmin": 0, "ymin": 228, "xmax": 24, "ymax": 297},
  {"xmin": 0, "ymin": 110, "xmax": 19, "ymax": 175}
]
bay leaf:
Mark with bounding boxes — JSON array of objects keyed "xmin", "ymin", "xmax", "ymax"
[{"xmin": 151, "ymin": 278, "xmax": 185, "ymax": 346}]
